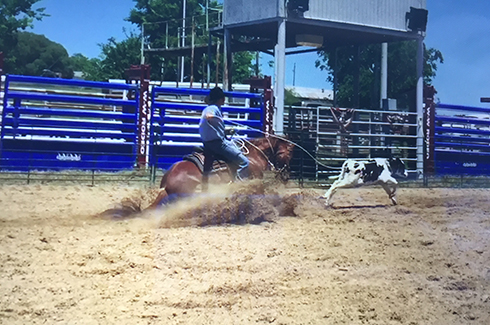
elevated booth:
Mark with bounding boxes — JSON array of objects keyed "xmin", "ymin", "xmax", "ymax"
[{"xmin": 219, "ymin": 0, "xmax": 428, "ymax": 179}]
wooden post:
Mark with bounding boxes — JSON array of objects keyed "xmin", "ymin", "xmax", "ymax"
[{"xmin": 125, "ymin": 64, "xmax": 151, "ymax": 168}]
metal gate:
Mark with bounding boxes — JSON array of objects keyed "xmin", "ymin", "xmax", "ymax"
[
  {"xmin": 432, "ymin": 103, "xmax": 490, "ymax": 175},
  {"xmin": 1, "ymin": 75, "xmax": 139, "ymax": 172},
  {"xmin": 149, "ymin": 87, "xmax": 265, "ymax": 170},
  {"xmin": 285, "ymin": 105, "xmax": 419, "ymax": 185}
]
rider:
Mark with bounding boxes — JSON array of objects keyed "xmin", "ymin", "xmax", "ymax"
[{"xmin": 199, "ymin": 87, "xmax": 249, "ymax": 181}]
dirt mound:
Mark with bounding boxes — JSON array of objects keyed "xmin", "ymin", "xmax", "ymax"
[
  {"xmin": 144, "ymin": 180, "xmax": 324, "ymax": 228},
  {"xmin": 96, "ymin": 187, "xmax": 161, "ymax": 219}
]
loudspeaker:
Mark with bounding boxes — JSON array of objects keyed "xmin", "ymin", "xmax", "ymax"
[
  {"xmin": 406, "ymin": 7, "xmax": 428, "ymax": 32},
  {"xmin": 289, "ymin": 0, "xmax": 309, "ymax": 13}
]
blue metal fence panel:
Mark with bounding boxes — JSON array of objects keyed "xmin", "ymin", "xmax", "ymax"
[
  {"xmin": 149, "ymin": 87, "xmax": 264, "ymax": 170},
  {"xmin": 434, "ymin": 103, "xmax": 490, "ymax": 175},
  {"xmin": 1, "ymin": 75, "xmax": 139, "ymax": 172}
]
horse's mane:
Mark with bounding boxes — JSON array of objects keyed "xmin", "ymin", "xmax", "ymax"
[
  {"xmin": 248, "ymin": 137, "xmax": 271, "ymax": 147},
  {"xmin": 248, "ymin": 136, "xmax": 286, "ymax": 148},
  {"xmin": 246, "ymin": 136, "xmax": 293, "ymax": 163}
]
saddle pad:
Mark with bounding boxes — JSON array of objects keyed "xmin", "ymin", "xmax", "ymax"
[{"xmin": 183, "ymin": 152, "xmax": 229, "ymax": 174}]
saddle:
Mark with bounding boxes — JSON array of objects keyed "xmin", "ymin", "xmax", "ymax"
[{"xmin": 183, "ymin": 151, "xmax": 230, "ymax": 175}]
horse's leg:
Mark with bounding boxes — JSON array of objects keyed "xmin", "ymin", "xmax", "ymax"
[
  {"xmin": 146, "ymin": 188, "xmax": 170, "ymax": 210},
  {"xmin": 141, "ymin": 161, "xmax": 202, "ymax": 211},
  {"xmin": 163, "ymin": 161, "xmax": 202, "ymax": 198}
]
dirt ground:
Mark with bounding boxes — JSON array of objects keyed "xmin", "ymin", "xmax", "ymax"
[{"xmin": 0, "ymin": 181, "xmax": 489, "ymax": 325}]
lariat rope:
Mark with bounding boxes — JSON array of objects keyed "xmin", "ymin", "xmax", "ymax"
[
  {"xmin": 233, "ymin": 137, "xmax": 276, "ymax": 170},
  {"xmin": 226, "ymin": 120, "xmax": 342, "ymax": 170}
]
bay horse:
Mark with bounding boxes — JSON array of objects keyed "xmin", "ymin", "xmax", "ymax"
[
  {"xmin": 146, "ymin": 136, "xmax": 294, "ymax": 209},
  {"xmin": 99, "ymin": 136, "xmax": 294, "ymax": 218}
]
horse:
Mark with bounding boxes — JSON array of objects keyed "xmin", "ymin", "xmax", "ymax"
[
  {"xmin": 147, "ymin": 136, "xmax": 295, "ymax": 208},
  {"xmin": 100, "ymin": 136, "xmax": 294, "ymax": 218}
]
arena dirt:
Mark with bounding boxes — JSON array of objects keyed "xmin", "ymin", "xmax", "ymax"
[{"xmin": 0, "ymin": 182, "xmax": 489, "ymax": 324}]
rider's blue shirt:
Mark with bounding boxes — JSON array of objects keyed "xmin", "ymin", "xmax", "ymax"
[{"xmin": 199, "ymin": 104, "xmax": 226, "ymax": 142}]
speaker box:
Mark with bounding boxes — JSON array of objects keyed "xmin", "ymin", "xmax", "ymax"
[
  {"xmin": 407, "ymin": 7, "xmax": 428, "ymax": 32},
  {"xmin": 289, "ymin": 0, "xmax": 309, "ymax": 13}
]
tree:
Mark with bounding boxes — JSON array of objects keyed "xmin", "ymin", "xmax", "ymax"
[
  {"xmin": 1, "ymin": 0, "xmax": 47, "ymax": 73},
  {"xmin": 7, "ymin": 32, "xmax": 73, "ymax": 78},
  {"xmin": 127, "ymin": 0, "xmax": 256, "ymax": 83},
  {"xmin": 232, "ymin": 51, "xmax": 255, "ymax": 84},
  {"xmin": 315, "ymin": 41, "xmax": 444, "ymax": 110},
  {"xmin": 97, "ymin": 35, "xmax": 142, "ymax": 81},
  {"xmin": 284, "ymin": 88, "xmax": 300, "ymax": 106},
  {"xmin": 69, "ymin": 53, "xmax": 105, "ymax": 81}
]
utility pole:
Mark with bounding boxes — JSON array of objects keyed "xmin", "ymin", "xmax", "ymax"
[
  {"xmin": 380, "ymin": 42, "xmax": 388, "ymax": 106},
  {"xmin": 206, "ymin": 0, "xmax": 209, "ymax": 31},
  {"xmin": 293, "ymin": 62, "xmax": 296, "ymax": 86},
  {"xmin": 180, "ymin": 0, "xmax": 186, "ymax": 83},
  {"xmin": 140, "ymin": 23, "xmax": 145, "ymax": 65}
]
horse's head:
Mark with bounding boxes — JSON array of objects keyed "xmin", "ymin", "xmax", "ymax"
[
  {"xmin": 247, "ymin": 136, "xmax": 294, "ymax": 183},
  {"xmin": 268, "ymin": 136, "xmax": 294, "ymax": 183}
]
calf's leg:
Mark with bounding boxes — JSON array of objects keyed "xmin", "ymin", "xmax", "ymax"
[
  {"xmin": 381, "ymin": 179, "xmax": 398, "ymax": 205},
  {"xmin": 323, "ymin": 174, "xmax": 359, "ymax": 206},
  {"xmin": 323, "ymin": 182, "xmax": 340, "ymax": 206}
]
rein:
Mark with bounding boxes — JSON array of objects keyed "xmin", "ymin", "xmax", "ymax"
[
  {"xmin": 233, "ymin": 138, "xmax": 276, "ymax": 170},
  {"xmin": 227, "ymin": 120, "xmax": 342, "ymax": 170}
]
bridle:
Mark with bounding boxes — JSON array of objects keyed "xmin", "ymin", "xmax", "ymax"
[{"xmin": 236, "ymin": 138, "xmax": 291, "ymax": 181}]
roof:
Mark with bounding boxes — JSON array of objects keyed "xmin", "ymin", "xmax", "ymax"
[{"xmin": 286, "ymin": 86, "xmax": 334, "ymax": 101}]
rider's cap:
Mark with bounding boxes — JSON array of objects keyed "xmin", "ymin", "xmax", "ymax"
[{"xmin": 209, "ymin": 87, "xmax": 225, "ymax": 103}]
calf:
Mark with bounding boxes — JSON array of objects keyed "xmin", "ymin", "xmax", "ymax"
[{"xmin": 323, "ymin": 158, "xmax": 408, "ymax": 206}]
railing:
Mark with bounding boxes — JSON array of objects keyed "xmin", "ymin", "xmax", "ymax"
[
  {"xmin": 149, "ymin": 86, "xmax": 263, "ymax": 172},
  {"xmin": 1, "ymin": 75, "xmax": 139, "ymax": 172},
  {"xmin": 284, "ymin": 106, "xmax": 419, "ymax": 186},
  {"xmin": 433, "ymin": 103, "xmax": 490, "ymax": 175},
  {"xmin": 142, "ymin": 11, "xmax": 223, "ymax": 53}
]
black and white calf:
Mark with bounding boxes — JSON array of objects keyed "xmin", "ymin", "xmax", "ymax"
[{"xmin": 323, "ymin": 158, "xmax": 408, "ymax": 206}]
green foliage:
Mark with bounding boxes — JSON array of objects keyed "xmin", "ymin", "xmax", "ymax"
[
  {"xmin": 69, "ymin": 53, "xmax": 104, "ymax": 81},
  {"xmin": 285, "ymin": 88, "xmax": 300, "ymax": 106},
  {"xmin": 98, "ymin": 35, "xmax": 142, "ymax": 80},
  {"xmin": 6, "ymin": 32, "xmax": 73, "ymax": 78},
  {"xmin": 315, "ymin": 41, "xmax": 444, "ymax": 110},
  {"xmin": 126, "ymin": 0, "xmax": 256, "ymax": 83},
  {"xmin": 0, "ymin": 0, "xmax": 47, "ymax": 72},
  {"xmin": 127, "ymin": 0, "xmax": 221, "ymax": 81},
  {"xmin": 2, "ymin": 0, "xmax": 256, "ymax": 83},
  {"xmin": 232, "ymin": 51, "xmax": 255, "ymax": 84},
  {"xmin": 68, "ymin": 36, "xmax": 141, "ymax": 81}
]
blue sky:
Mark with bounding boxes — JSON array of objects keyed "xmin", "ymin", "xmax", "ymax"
[{"xmin": 31, "ymin": 0, "xmax": 490, "ymax": 107}]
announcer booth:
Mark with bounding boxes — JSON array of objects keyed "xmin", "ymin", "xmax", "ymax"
[{"xmin": 220, "ymin": 0, "xmax": 428, "ymax": 177}]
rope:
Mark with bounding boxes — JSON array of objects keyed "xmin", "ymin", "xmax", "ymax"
[
  {"xmin": 226, "ymin": 120, "xmax": 342, "ymax": 170},
  {"xmin": 240, "ymin": 138, "xmax": 276, "ymax": 170},
  {"xmin": 231, "ymin": 138, "xmax": 249, "ymax": 155}
]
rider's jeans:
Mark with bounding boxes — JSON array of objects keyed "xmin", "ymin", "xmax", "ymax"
[{"xmin": 203, "ymin": 139, "xmax": 249, "ymax": 180}]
